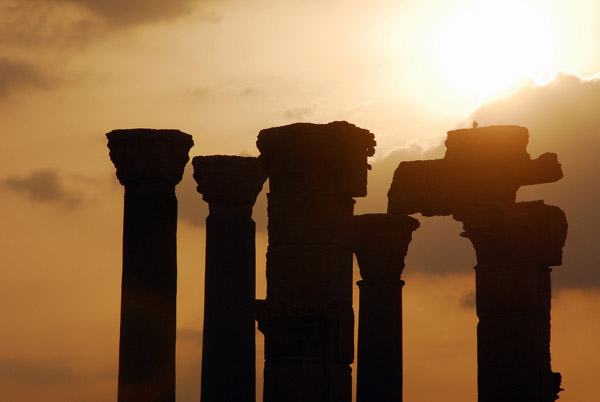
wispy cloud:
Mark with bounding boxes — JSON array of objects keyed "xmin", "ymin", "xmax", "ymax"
[
  {"xmin": 3, "ymin": 169, "xmax": 82, "ymax": 208},
  {"xmin": 0, "ymin": 59, "xmax": 54, "ymax": 97}
]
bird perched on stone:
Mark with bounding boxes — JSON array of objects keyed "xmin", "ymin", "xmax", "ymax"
[{"xmin": 473, "ymin": 121, "xmax": 479, "ymax": 128}]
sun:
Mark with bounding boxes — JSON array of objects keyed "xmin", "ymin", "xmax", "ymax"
[{"xmin": 435, "ymin": 1, "xmax": 553, "ymax": 98}]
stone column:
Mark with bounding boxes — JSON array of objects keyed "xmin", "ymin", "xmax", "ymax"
[
  {"xmin": 192, "ymin": 156, "xmax": 267, "ymax": 402},
  {"xmin": 255, "ymin": 121, "xmax": 376, "ymax": 402},
  {"xmin": 456, "ymin": 201, "xmax": 567, "ymax": 402},
  {"xmin": 352, "ymin": 214, "xmax": 419, "ymax": 402},
  {"xmin": 107, "ymin": 129, "xmax": 194, "ymax": 402}
]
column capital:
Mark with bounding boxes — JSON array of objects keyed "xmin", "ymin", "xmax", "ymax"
[
  {"xmin": 192, "ymin": 155, "xmax": 267, "ymax": 215},
  {"xmin": 352, "ymin": 213, "xmax": 420, "ymax": 281},
  {"xmin": 257, "ymin": 121, "xmax": 376, "ymax": 196},
  {"xmin": 107, "ymin": 129, "xmax": 194, "ymax": 186},
  {"xmin": 455, "ymin": 201, "xmax": 568, "ymax": 266}
]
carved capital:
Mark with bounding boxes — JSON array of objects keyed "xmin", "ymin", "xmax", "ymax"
[
  {"xmin": 192, "ymin": 155, "xmax": 267, "ymax": 212},
  {"xmin": 107, "ymin": 129, "xmax": 194, "ymax": 186},
  {"xmin": 257, "ymin": 121, "xmax": 376, "ymax": 196},
  {"xmin": 456, "ymin": 201, "xmax": 568, "ymax": 266},
  {"xmin": 352, "ymin": 213, "xmax": 420, "ymax": 280}
]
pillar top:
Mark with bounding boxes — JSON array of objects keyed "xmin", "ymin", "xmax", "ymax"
[
  {"xmin": 352, "ymin": 213, "xmax": 420, "ymax": 280},
  {"xmin": 256, "ymin": 121, "xmax": 376, "ymax": 196},
  {"xmin": 388, "ymin": 125, "xmax": 563, "ymax": 216},
  {"xmin": 192, "ymin": 155, "xmax": 267, "ymax": 207},
  {"xmin": 107, "ymin": 128, "xmax": 194, "ymax": 185},
  {"xmin": 456, "ymin": 201, "xmax": 568, "ymax": 266}
]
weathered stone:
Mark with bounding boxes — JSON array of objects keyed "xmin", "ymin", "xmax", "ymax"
[
  {"xmin": 192, "ymin": 155, "xmax": 266, "ymax": 402},
  {"xmin": 256, "ymin": 121, "xmax": 374, "ymax": 402},
  {"xmin": 388, "ymin": 126, "xmax": 562, "ymax": 216},
  {"xmin": 107, "ymin": 128, "xmax": 193, "ymax": 402},
  {"xmin": 257, "ymin": 121, "xmax": 376, "ymax": 196}
]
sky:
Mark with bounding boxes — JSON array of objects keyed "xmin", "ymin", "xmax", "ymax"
[{"xmin": 0, "ymin": 0, "xmax": 599, "ymax": 401}]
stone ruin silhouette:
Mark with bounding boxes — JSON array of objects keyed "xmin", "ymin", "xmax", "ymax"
[{"xmin": 107, "ymin": 122, "xmax": 567, "ymax": 402}]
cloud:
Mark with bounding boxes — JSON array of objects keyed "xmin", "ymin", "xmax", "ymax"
[
  {"xmin": 3, "ymin": 169, "xmax": 82, "ymax": 208},
  {"xmin": 0, "ymin": 59, "xmax": 53, "ymax": 97},
  {"xmin": 177, "ymin": 167, "xmax": 209, "ymax": 227},
  {"xmin": 177, "ymin": 327, "xmax": 203, "ymax": 344},
  {"xmin": 469, "ymin": 71, "xmax": 600, "ymax": 289},
  {"xmin": 358, "ymin": 72, "xmax": 600, "ymax": 289},
  {"xmin": 70, "ymin": 0, "xmax": 200, "ymax": 27},
  {"xmin": 0, "ymin": 0, "xmax": 218, "ymax": 49},
  {"xmin": 0, "ymin": 358, "xmax": 78, "ymax": 385},
  {"xmin": 284, "ymin": 106, "xmax": 313, "ymax": 120}
]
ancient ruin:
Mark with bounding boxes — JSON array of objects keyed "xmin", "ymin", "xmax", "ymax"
[
  {"xmin": 107, "ymin": 122, "xmax": 567, "ymax": 402},
  {"xmin": 352, "ymin": 214, "xmax": 419, "ymax": 402},
  {"xmin": 388, "ymin": 125, "xmax": 567, "ymax": 402},
  {"xmin": 107, "ymin": 129, "xmax": 194, "ymax": 402},
  {"xmin": 255, "ymin": 121, "xmax": 376, "ymax": 402},
  {"xmin": 192, "ymin": 155, "xmax": 267, "ymax": 402}
]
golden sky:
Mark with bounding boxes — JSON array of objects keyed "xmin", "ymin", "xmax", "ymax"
[{"xmin": 1, "ymin": 0, "xmax": 599, "ymax": 401}]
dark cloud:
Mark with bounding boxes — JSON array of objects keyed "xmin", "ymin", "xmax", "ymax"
[
  {"xmin": 71, "ymin": 0, "xmax": 199, "ymax": 27},
  {"xmin": 469, "ymin": 72, "xmax": 600, "ymax": 289},
  {"xmin": 0, "ymin": 0, "xmax": 218, "ymax": 49},
  {"xmin": 177, "ymin": 167, "xmax": 209, "ymax": 227},
  {"xmin": 460, "ymin": 290, "xmax": 476, "ymax": 309},
  {"xmin": 0, "ymin": 59, "xmax": 53, "ymax": 97},
  {"xmin": 3, "ymin": 169, "xmax": 82, "ymax": 208},
  {"xmin": 0, "ymin": 358, "xmax": 78, "ymax": 385},
  {"xmin": 0, "ymin": 357, "xmax": 115, "ymax": 386},
  {"xmin": 177, "ymin": 327, "xmax": 203, "ymax": 344}
]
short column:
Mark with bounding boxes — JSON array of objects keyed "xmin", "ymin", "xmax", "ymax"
[
  {"xmin": 107, "ymin": 129, "xmax": 194, "ymax": 402},
  {"xmin": 192, "ymin": 155, "xmax": 267, "ymax": 402},
  {"xmin": 352, "ymin": 214, "xmax": 419, "ymax": 402},
  {"xmin": 255, "ymin": 121, "xmax": 376, "ymax": 402},
  {"xmin": 457, "ymin": 202, "xmax": 567, "ymax": 402}
]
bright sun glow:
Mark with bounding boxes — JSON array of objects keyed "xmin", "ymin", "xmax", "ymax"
[{"xmin": 436, "ymin": 1, "xmax": 553, "ymax": 98}]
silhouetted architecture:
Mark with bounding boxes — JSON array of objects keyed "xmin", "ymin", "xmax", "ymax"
[
  {"xmin": 107, "ymin": 129, "xmax": 194, "ymax": 402},
  {"xmin": 388, "ymin": 125, "xmax": 567, "ymax": 402},
  {"xmin": 255, "ymin": 121, "xmax": 376, "ymax": 402},
  {"xmin": 192, "ymin": 155, "xmax": 267, "ymax": 402},
  {"xmin": 352, "ymin": 214, "xmax": 419, "ymax": 402}
]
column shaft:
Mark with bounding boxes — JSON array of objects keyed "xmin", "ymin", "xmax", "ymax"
[
  {"xmin": 201, "ymin": 215, "xmax": 256, "ymax": 402},
  {"xmin": 119, "ymin": 181, "xmax": 178, "ymax": 402},
  {"xmin": 356, "ymin": 280, "xmax": 404, "ymax": 402}
]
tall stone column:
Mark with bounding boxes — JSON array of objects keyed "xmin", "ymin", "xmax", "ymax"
[
  {"xmin": 456, "ymin": 202, "xmax": 567, "ymax": 402},
  {"xmin": 192, "ymin": 156, "xmax": 267, "ymax": 402},
  {"xmin": 352, "ymin": 214, "xmax": 419, "ymax": 402},
  {"xmin": 107, "ymin": 129, "xmax": 194, "ymax": 402},
  {"xmin": 255, "ymin": 121, "xmax": 376, "ymax": 402}
]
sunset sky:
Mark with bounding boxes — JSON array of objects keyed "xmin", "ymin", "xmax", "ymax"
[{"xmin": 1, "ymin": 0, "xmax": 599, "ymax": 401}]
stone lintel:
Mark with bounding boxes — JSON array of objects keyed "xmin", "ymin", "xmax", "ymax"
[
  {"xmin": 456, "ymin": 201, "xmax": 568, "ymax": 266},
  {"xmin": 107, "ymin": 128, "xmax": 194, "ymax": 186},
  {"xmin": 387, "ymin": 125, "xmax": 563, "ymax": 216},
  {"xmin": 192, "ymin": 155, "xmax": 267, "ymax": 214},
  {"xmin": 352, "ymin": 214, "xmax": 420, "ymax": 281},
  {"xmin": 256, "ymin": 121, "xmax": 376, "ymax": 196},
  {"xmin": 445, "ymin": 125, "xmax": 530, "ymax": 162}
]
